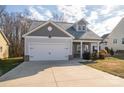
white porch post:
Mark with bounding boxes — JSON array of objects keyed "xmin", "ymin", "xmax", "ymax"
[
  {"xmin": 97, "ymin": 42, "xmax": 100, "ymax": 57},
  {"xmin": 80, "ymin": 41, "xmax": 83, "ymax": 59},
  {"xmin": 90, "ymin": 43, "xmax": 92, "ymax": 54}
]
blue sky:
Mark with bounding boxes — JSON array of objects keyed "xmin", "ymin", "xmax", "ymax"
[{"xmin": 5, "ymin": 5, "xmax": 124, "ymax": 36}]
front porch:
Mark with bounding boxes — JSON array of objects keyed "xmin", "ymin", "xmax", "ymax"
[{"xmin": 73, "ymin": 40, "xmax": 100, "ymax": 59}]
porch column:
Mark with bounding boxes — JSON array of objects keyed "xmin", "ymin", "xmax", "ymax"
[
  {"xmin": 97, "ymin": 42, "xmax": 100, "ymax": 57},
  {"xmin": 80, "ymin": 41, "xmax": 83, "ymax": 59}
]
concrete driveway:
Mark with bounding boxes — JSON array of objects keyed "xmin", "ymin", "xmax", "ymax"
[{"xmin": 0, "ymin": 60, "xmax": 124, "ymax": 87}]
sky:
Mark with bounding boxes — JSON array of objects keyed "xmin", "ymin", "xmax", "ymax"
[{"xmin": 5, "ymin": 5, "xmax": 124, "ymax": 36}]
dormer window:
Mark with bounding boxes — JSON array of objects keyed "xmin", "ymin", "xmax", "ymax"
[
  {"xmin": 77, "ymin": 25, "xmax": 86, "ymax": 31},
  {"xmin": 82, "ymin": 25, "xmax": 86, "ymax": 31},
  {"xmin": 78, "ymin": 25, "xmax": 82, "ymax": 31}
]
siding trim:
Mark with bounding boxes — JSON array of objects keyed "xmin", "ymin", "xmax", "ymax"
[{"xmin": 25, "ymin": 36, "xmax": 72, "ymax": 39}]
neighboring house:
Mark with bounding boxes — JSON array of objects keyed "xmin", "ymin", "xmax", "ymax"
[
  {"xmin": 0, "ymin": 30, "xmax": 10, "ymax": 59},
  {"xmin": 102, "ymin": 18, "xmax": 124, "ymax": 51},
  {"xmin": 22, "ymin": 18, "xmax": 102, "ymax": 61},
  {"xmin": 100, "ymin": 33, "xmax": 109, "ymax": 50}
]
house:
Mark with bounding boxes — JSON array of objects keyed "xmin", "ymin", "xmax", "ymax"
[
  {"xmin": 0, "ymin": 30, "xmax": 10, "ymax": 59},
  {"xmin": 100, "ymin": 33, "xmax": 109, "ymax": 50},
  {"xmin": 22, "ymin": 18, "xmax": 102, "ymax": 61},
  {"xmin": 102, "ymin": 18, "xmax": 124, "ymax": 52}
]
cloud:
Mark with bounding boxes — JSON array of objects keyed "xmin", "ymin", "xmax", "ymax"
[
  {"xmin": 90, "ymin": 16, "xmax": 122, "ymax": 36},
  {"xmin": 28, "ymin": 6, "xmax": 45, "ymax": 20},
  {"xmin": 28, "ymin": 6, "xmax": 53, "ymax": 20},
  {"xmin": 27, "ymin": 5, "xmax": 124, "ymax": 36},
  {"xmin": 57, "ymin": 5, "xmax": 87, "ymax": 22},
  {"xmin": 44, "ymin": 10, "xmax": 53, "ymax": 18},
  {"xmin": 87, "ymin": 11, "xmax": 98, "ymax": 24},
  {"xmin": 100, "ymin": 5, "xmax": 116, "ymax": 15},
  {"xmin": 85, "ymin": 5, "xmax": 124, "ymax": 36}
]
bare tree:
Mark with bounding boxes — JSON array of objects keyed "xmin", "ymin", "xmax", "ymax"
[
  {"xmin": 0, "ymin": 5, "xmax": 6, "ymax": 17},
  {"xmin": 52, "ymin": 13, "xmax": 65, "ymax": 22},
  {"xmin": 0, "ymin": 6, "xmax": 6, "ymax": 29},
  {"xmin": 1, "ymin": 9, "xmax": 32, "ymax": 57}
]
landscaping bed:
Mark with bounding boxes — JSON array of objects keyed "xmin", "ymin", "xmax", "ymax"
[{"xmin": 0, "ymin": 57, "xmax": 24, "ymax": 76}]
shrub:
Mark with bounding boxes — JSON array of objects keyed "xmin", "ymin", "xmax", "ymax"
[
  {"xmin": 99, "ymin": 49, "xmax": 108, "ymax": 54},
  {"xmin": 91, "ymin": 52, "xmax": 97, "ymax": 60},
  {"xmin": 99, "ymin": 54, "xmax": 105, "ymax": 59},
  {"xmin": 83, "ymin": 52, "xmax": 90, "ymax": 60},
  {"xmin": 99, "ymin": 49, "xmax": 108, "ymax": 59},
  {"xmin": 110, "ymin": 48, "xmax": 114, "ymax": 56},
  {"xmin": 105, "ymin": 47, "xmax": 110, "ymax": 54}
]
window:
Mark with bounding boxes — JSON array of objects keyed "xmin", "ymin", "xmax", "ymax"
[
  {"xmin": 122, "ymin": 38, "xmax": 124, "ymax": 44},
  {"xmin": 113, "ymin": 39, "xmax": 117, "ymax": 44},
  {"xmin": 84, "ymin": 45, "xmax": 89, "ymax": 52},
  {"xmin": 82, "ymin": 25, "xmax": 86, "ymax": 31},
  {"xmin": 78, "ymin": 25, "xmax": 82, "ymax": 31},
  {"xmin": 76, "ymin": 44, "xmax": 80, "ymax": 52},
  {"xmin": 77, "ymin": 25, "xmax": 86, "ymax": 31},
  {"xmin": 0, "ymin": 47, "xmax": 2, "ymax": 52}
]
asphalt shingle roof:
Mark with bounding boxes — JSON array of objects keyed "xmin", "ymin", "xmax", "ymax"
[
  {"xmin": 29, "ymin": 20, "xmax": 101, "ymax": 40},
  {"xmin": 101, "ymin": 33, "xmax": 109, "ymax": 39}
]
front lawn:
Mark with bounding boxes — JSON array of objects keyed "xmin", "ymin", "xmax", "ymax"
[
  {"xmin": 80, "ymin": 54, "xmax": 124, "ymax": 78},
  {"xmin": 0, "ymin": 57, "xmax": 24, "ymax": 76}
]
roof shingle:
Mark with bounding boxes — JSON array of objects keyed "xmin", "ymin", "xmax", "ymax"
[{"xmin": 29, "ymin": 20, "xmax": 101, "ymax": 40}]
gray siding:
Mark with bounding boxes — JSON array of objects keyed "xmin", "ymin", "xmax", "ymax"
[
  {"xmin": 77, "ymin": 20, "xmax": 86, "ymax": 25},
  {"xmin": 28, "ymin": 23, "xmax": 70, "ymax": 37}
]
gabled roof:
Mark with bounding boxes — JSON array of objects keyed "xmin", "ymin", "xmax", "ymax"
[
  {"xmin": 109, "ymin": 17, "xmax": 124, "ymax": 36},
  {"xmin": 74, "ymin": 18, "xmax": 89, "ymax": 24},
  {"xmin": 79, "ymin": 29, "xmax": 102, "ymax": 40},
  {"xmin": 0, "ymin": 31, "xmax": 10, "ymax": 45},
  {"xmin": 101, "ymin": 33, "xmax": 109, "ymax": 39},
  {"xmin": 26, "ymin": 19, "xmax": 101, "ymax": 40},
  {"xmin": 29, "ymin": 20, "xmax": 73, "ymax": 31},
  {"xmin": 23, "ymin": 20, "xmax": 75, "ymax": 38}
]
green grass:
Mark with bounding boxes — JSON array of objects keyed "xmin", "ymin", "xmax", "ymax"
[
  {"xmin": 80, "ymin": 54, "xmax": 124, "ymax": 78},
  {"xmin": 0, "ymin": 57, "xmax": 24, "ymax": 76}
]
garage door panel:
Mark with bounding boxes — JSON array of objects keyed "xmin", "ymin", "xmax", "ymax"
[{"xmin": 29, "ymin": 43, "xmax": 68, "ymax": 61}]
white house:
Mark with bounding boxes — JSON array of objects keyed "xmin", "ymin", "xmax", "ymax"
[
  {"xmin": 101, "ymin": 18, "xmax": 124, "ymax": 52},
  {"xmin": 100, "ymin": 33, "xmax": 109, "ymax": 50},
  {"xmin": 22, "ymin": 19, "xmax": 101, "ymax": 61}
]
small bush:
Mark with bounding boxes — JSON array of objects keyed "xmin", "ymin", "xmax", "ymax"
[
  {"xmin": 105, "ymin": 47, "xmax": 110, "ymax": 54},
  {"xmin": 99, "ymin": 49, "xmax": 108, "ymax": 54},
  {"xmin": 99, "ymin": 49, "xmax": 107, "ymax": 59},
  {"xmin": 110, "ymin": 48, "xmax": 114, "ymax": 56},
  {"xmin": 99, "ymin": 54, "xmax": 105, "ymax": 59},
  {"xmin": 83, "ymin": 52, "xmax": 90, "ymax": 60},
  {"xmin": 91, "ymin": 52, "xmax": 97, "ymax": 60}
]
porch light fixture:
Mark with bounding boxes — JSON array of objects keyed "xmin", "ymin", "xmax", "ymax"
[{"xmin": 48, "ymin": 26, "xmax": 52, "ymax": 32}]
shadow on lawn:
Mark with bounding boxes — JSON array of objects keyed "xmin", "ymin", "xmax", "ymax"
[
  {"xmin": 113, "ymin": 54, "xmax": 124, "ymax": 60},
  {"xmin": 79, "ymin": 60, "xmax": 98, "ymax": 65},
  {"xmin": 0, "ymin": 60, "xmax": 81, "ymax": 82}
]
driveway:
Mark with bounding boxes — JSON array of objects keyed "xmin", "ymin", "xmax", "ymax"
[{"xmin": 0, "ymin": 60, "xmax": 124, "ymax": 87}]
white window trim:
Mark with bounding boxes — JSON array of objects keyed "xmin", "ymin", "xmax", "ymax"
[
  {"xmin": 82, "ymin": 25, "xmax": 86, "ymax": 31},
  {"xmin": 77, "ymin": 25, "xmax": 82, "ymax": 31},
  {"xmin": 77, "ymin": 24, "xmax": 86, "ymax": 31}
]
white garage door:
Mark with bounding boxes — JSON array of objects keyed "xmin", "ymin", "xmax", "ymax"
[{"xmin": 29, "ymin": 43, "xmax": 68, "ymax": 61}]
